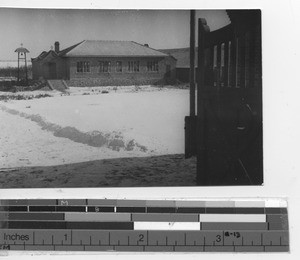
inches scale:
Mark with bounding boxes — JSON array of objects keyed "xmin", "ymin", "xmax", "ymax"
[{"xmin": 0, "ymin": 199, "xmax": 289, "ymax": 252}]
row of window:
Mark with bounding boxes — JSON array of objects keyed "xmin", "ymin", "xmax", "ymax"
[{"xmin": 76, "ymin": 61, "xmax": 159, "ymax": 73}]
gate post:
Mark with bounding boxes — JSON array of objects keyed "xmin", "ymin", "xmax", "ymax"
[
  {"xmin": 196, "ymin": 18, "xmax": 210, "ymax": 185},
  {"xmin": 190, "ymin": 10, "xmax": 196, "ymax": 117},
  {"xmin": 185, "ymin": 10, "xmax": 197, "ymax": 158}
]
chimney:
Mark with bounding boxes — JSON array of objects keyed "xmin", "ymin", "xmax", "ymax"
[
  {"xmin": 144, "ymin": 43, "xmax": 149, "ymax": 47},
  {"xmin": 54, "ymin": 41, "xmax": 60, "ymax": 53}
]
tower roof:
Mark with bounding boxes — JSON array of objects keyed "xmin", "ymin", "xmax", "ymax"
[{"xmin": 15, "ymin": 47, "xmax": 29, "ymax": 53}]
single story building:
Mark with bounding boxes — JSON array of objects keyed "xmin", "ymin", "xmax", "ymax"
[
  {"xmin": 160, "ymin": 47, "xmax": 198, "ymax": 83},
  {"xmin": 160, "ymin": 46, "xmax": 222, "ymax": 84},
  {"xmin": 31, "ymin": 40, "xmax": 176, "ymax": 86}
]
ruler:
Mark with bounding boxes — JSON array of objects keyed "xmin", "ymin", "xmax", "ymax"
[{"xmin": 0, "ymin": 199, "xmax": 289, "ymax": 252}]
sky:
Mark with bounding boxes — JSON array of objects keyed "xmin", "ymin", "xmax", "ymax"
[{"xmin": 0, "ymin": 8, "xmax": 230, "ymax": 61}]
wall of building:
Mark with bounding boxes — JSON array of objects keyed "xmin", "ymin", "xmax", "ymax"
[
  {"xmin": 176, "ymin": 68, "xmax": 191, "ymax": 83},
  {"xmin": 66, "ymin": 56, "xmax": 176, "ymax": 86},
  {"xmin": 164, "ymin": 56, "xmax": 177, "ymax": 85},
  {"xmin": 55, "ymin": 58, "xmax": 68, "ymax": 80},
  {"xmin": 31, "ymin": 61, "xmax": 40, "ymax": 80},
  {"xmin": 32, "ymin": 54, "xmax": 68, "ymax": 80}
]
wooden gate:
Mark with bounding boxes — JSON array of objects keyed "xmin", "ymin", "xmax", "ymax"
[{"xmin": 192, "ymin": 10, "xmax": 262, "ymax": 185}]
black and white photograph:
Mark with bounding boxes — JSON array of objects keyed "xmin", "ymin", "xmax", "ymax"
[{"xmin": 0, "ymin": 8, "xmax": 263, "ymax": 188}]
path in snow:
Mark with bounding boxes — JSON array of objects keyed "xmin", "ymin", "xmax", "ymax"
[
  {"xmin": 0, "ymin": 109, "xmax": 153, "ymax": 168},
  {"xmin": 0, "ymin": 104, "xmax": 147, "ymax": 153}
]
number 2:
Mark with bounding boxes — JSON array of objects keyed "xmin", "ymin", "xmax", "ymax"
[{"xmin": 138, "ymin": 234, "xmax": 144, "ymax": 242}]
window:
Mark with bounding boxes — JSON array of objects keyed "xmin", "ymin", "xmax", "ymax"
[
  {"xmin": 128, "ymin": 61, "xmax": 139, "ymax": 72},
  {"xmin": 147, "ymin": 61, "xmax": 159, "ymax": 72},
  {"xmin": 77, "ymin": 61, "xmax": 90, "ymax": 73},
  {"xmin": 99, "ymin": 61, "xmax": 111, "ymax": 73},
  {"xmin": 116, "ymin": 61, "xmax": 122, "ymax": 72}
]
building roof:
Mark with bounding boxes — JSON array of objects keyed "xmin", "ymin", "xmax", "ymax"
[
  {"xmin": 62, "ymin": 40, "xmax": 168, "ymax": 57},
  {"xmin": 58, "ymin": 41, "xmax": 84, "ymax": 57},
  {"xmin": 31, "ymin": 50, "xmax": 58, "ymax": 62},
  {"xmin": 32, "ymin": 40, "xmax": 170, "ymax": 61},
  {"xmin": 160, "ymin": 47, "xmax": 198, "ymax": 68}
]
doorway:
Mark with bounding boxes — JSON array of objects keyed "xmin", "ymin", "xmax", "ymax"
[{"xmin": 43, "ymin": 62, "xmax": 57, "ymax": 79}]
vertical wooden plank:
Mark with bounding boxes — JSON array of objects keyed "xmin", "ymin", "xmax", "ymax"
[
  {"xmin": 236, "ymin": 37, "xmax": 241, "ymax": 87},
  {"xmin": 212, "ymin": 46, "xmax": 216, "ymax": 86},
  {"xmin": 209, "ymin": 46, "xmax": 214, "ymax": 86},
  {"xmin": 244, "ymin": 32, "xmax": 250, "ymax": 88},
  {"xmin": 190, "ymin": 10, "xmax": 196, "ymax": 116},
  {"xmin": 224, "ymin": 41, "xmax": 229, "ymax": 87},
  {"xmin": 197, "ymin": 18, "xmax": 209, "ymax": 185},
  {"xmin": 249, "ymin": 29, "xmax": 256, "ymax": 88},
  {"xmin": 230, "ymin": 37, "xmax": 237, "ymax": 87},
  {"xmin": 216, "ymin": 44, "xmax": 221, "ymax": 87},
  {"xmin": 240, "ymin": 34, "xmax": 246, "ymax": 88}
]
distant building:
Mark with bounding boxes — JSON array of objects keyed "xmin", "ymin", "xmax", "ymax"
[
  {"xmin": 31, "ymin": 40, "xmax": 176, "ymax": 86},
  {"xmin": 160, "ymin": 47, "xmax": 197, "ymax": 83}
]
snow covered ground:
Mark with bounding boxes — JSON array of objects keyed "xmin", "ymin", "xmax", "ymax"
[{"xmin": 0, "ymin": 86, "xmax": 190, "ymax": 169}]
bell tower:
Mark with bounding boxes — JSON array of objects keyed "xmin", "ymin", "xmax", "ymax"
[{"xmin": 14, "ymin": 43, "xmax": 30, "ymax": 85}]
